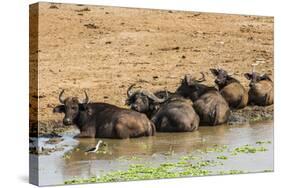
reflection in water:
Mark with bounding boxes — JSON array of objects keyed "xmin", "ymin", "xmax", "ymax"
[{"xmin": 38, "ymin": 121, "xmax": 273, "ymax": 186}]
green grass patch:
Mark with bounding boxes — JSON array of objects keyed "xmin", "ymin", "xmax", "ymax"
[
  {"xmin": 219, "ymin": 170, "xmax": 245, "ymax": 175},
  {"xmin": 64, "ymin": 142, "xmax": 271, "ymax": 184},
  {"xmin": 204, "ymin": 145, "xmax": 228, "ymax": 153},
  {"xmin": 217, "ymin": 155, "xmax": 228, "ymax": 160},
  {"xmin": 231, "ymin": 144, "xmax": 267, "ymax": 155},
  {"xmin": 64, "ymin": 159, "xmax": 222, "ymax": 184},
  {"xmin": 256, "ymin": 141, "xmax": 272, "ymax": 145}
]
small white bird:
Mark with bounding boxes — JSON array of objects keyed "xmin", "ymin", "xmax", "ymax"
[{"xmin": 85, "ymin": 140, "xmax": 103, "ymax": 153}]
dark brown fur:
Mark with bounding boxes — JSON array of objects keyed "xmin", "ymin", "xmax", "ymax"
[
  {"xmin": 176, "ymin": 75, "xmax": 230, "ymax": 126},
  {"xmin": 126, "ymin": 88, "xmax": 199, "ymax": 132},
  {"xmin": 53, "ymin": 91, "xmax": 155, "ymax": 139},
  {"xmin": 244, "ymin": 72, "xmax": 273, "ymax": 106},
  {"xmin": 210, "ymin": 68, "xmax": 248, "ymax": 109}
]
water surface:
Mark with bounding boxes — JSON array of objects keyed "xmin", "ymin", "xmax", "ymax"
[{"xmin": 34, "ymin": 121, "xmax": 274, "ymax": 186}]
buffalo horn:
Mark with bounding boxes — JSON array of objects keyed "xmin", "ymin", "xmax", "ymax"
[
  {"xmin": 127, "ymin": 84, "xmax": 136, "ymax": 97},
  {"xmin": 196, "ymin": 72, "xmax": 206, "ymax": 82},
  {"xmin": 82, "ymin": 90, "xmax": 89, "ymax": 104},
  {"xmin": 141, "ymin": 90, "xmax": 167, "ymax": 103},
  {"xmin": 59, "ymin": 89, "xmax": 65, "ymax": 104}
]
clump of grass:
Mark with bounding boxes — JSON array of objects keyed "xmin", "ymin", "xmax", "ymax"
[
  {"xmin": 219, "ymin": 170, "xmax": 245, "ymax": 175},
  {"xmin": 231, "ymin": 144, "xmax": 268, "ymax": 155},
  {"xmin": 180, "ymin": 155, "xmax": 201, "ymax": 161},
  {"xmin": 196, "ymin": 160, "xmax": 223, "ymax": 167},
  {"xmin": 204, "ymin": 145, "xmax": 228, "ymax": 153},
  {"xmin": 256, "ymin": 141, "xmax": 272, "ymax": 145},
  {"xmin": 64, "ymin": 158, "xmax": 223, "ymax": 184},
  {"xmin": 217, "ymin": 155, "xmax": 228, "ymax": 160},
  {"xmin": 64, "ymin": 143, "xmax": 270, "ymax": 184}
]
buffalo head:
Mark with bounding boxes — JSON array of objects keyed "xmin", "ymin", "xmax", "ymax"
[
  {"xmin": 125, "ymin": 84, "xmax": 167, "ymax": 115},
  {"xmin": 244, "ymin": 72, "xmax": 272, "ymax": 87},
  {"xmin": 210, "ymin": 68, "xmax": 233, "ymax": 88},
  {"xmin": 176, "ymin": 72, "xmax": 207, "ymax": 100},
  {"xmin": 53, "ymin": 90, "xmax": 89, "ymax": 125}
]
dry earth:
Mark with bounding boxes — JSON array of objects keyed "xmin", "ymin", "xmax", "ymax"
[{"xmin": 29, "ymin": 2, "xmax": 273, "ymax": 135}]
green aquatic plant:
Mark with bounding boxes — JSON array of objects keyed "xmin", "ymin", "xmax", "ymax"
[
  {"xmin": 64, "ymin": 157, "xmax": 223, "ymax": 184},
  {"xmin": 196, "ymin": 160, "xmax": 223, "ymax": 167},
  {"xmin": 64, "ymin": 142, "xmax": 271, "ymax": 184},
  {"xmin": 231, "ymin": 144, "xmax": 268, "ymax": 155},
  {"xmin": 204, "ymin": 145, "xmax": 228, "ymax": 153},
  {"xmin": 216, "ymin": 155, "xmax": 228, "ymax": 160},
  {"xmin": 256, "ymin": 141, "xmax": 272, "ymax": 145},
  {"xmin": 180, "ymin": 155, "xmax": 201, "ymax": 161},
  {"xmin": 219, "ymin": 170, "xmax": 245, "ymax": 175}
]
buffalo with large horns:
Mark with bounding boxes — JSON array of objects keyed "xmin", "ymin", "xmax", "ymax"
[
  {"xmin": 126, "ymin": 85, "xmax": 199, "ymax": 132},
  {"xmin": 53, "ymin": 90, "xmax": 155, "ymax": 139},
  {"xmin": 176, "ymin": 73, "xmax": 230, "ymax": 125}
]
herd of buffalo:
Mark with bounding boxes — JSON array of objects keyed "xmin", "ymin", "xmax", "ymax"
[{"xmin": 53, "ymin": 68, "xmax": 273, "ymax": 139}]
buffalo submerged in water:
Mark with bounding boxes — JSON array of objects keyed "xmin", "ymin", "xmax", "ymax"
[
  {"xmin": 176, "ymin": 73, "xmax": 230, "ymax": 126},
  {"xmin": 126, "ymin": 84, "xmax": 199, "ymax": 132},
  {"xmin": 53, "ymin": 90, "xmax": 155, "ymax": 139}
]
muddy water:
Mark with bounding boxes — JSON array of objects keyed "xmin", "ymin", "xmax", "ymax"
[{"xmin": 34, "ymin": 121, "xmax": 273, "ymax": 186}]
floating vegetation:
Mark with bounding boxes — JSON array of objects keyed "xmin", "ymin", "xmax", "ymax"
[
  {"xmin": 65, "ymin": 159, "xmax": 218, "ymax": 184},
  {"xmin": 256, "ymin": 141, "xmax": 272, "ymax": 145},
  {"xmin": 219, "ymin": 170, "xmax": 245, "ymax": 175},
  {"xmin": 217, "ymin": 155, "xmax": 228, "ymax": 160},
  {"xmin": 196, "ymin": 160, "xmax": 224, "ymax": 167},
  {"xmin": 231, "ymin": 144, "xmax": 268, "ymax": 155},
  {"xmin": 179, "ymin": 155, "xmax": 201, "ymax": 161},
  {"xmin": 204, "ymin": 145, "xmax": 228, "ymax": 153},
  {"xmin": 64, "ymin": 142, "xmax": 271, "ymax": 184}
]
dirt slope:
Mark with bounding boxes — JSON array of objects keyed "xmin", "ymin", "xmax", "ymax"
[{"xmin": 29, "ymin": 2, "xmax": 273, "ymax": 133}]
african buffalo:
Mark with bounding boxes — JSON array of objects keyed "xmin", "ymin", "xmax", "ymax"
[
  {"xmin": 176, "ymin": 73, "xmax": 230, "ymax": 125},
  {"xmin": 126, "ymin": 85, "xmax": 199, "ymax": 132},
  {"xmin": 244, "ymin": 72, "xmax": 273, "ymax": 106},
  {"xmin": 210, "ymin": 68, "xmax": 248, "ymax": 109},
  {"xmin": 53, "ymin": 90, "xmax": 155, "ymax": 139}
]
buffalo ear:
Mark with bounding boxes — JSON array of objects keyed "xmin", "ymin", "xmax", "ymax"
[
  {"xmin": 210, "ymin": 69, "xmax": 219, "ymax": 76},
  {"xmin": 53, "ymin": 105, "xmax": 65, "ymax": 113},
  {"xmin": 244, "ymin": 73, "xmax": 252, "ymax": 80}
]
